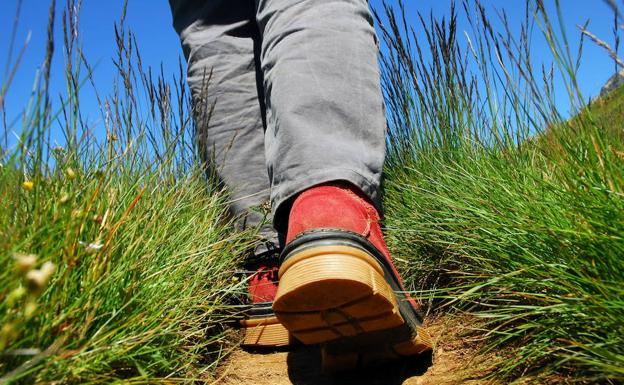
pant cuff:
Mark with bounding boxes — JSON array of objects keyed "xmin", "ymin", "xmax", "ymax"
[{"xmin": 271, "ymin": 168, "xmax": 382, "ymax": 233}]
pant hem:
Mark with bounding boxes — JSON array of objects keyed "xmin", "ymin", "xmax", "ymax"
[{"xmin": 271, "ymin": 168, "xmax": 382, "ymax": 233}]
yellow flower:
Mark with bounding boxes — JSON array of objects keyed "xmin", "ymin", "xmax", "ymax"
[
  {"xmin": 24, "ymin": 301, "xmax": 38, "ymax": 318},
  {"xmin": 6, "ymin": 286, "xmax": 26, "ymax": 306},
  {"xmin": 1, "ymin": 323, "xmax": 15, "ymax": 340},
  {"xmin": 66, "ymin": 167, "xmax": 77, "ymax": 180},
  {"xmin": 22, "ymin": 181, "xmax": 34, "ymax": 190},
  {"xmin": 59, "ymin": 193, "xmax": 71, "ymax": 204}
]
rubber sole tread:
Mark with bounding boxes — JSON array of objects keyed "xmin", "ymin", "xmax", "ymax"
[{"xmin": 273, "ymin": 243, "xmax": 433, "ymax": 371}]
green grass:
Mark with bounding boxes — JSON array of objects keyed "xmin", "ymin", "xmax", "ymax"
[
  {"xmin": 0, "ymin": 167, "xmax": 247, "ymax": 384},
  {"xmin": 378, "ymin": 1, "xmax": 624, "ymax": 383},
  {"xmin": 1, "ymin": 2, "xmax": 253, "ymax": 383},
  {"xmin": 582, "ymin": 85, "xmax": 624, "ymax": 140}
]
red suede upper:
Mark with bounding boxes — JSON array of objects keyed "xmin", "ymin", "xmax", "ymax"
[
  {"xmin": 286, "ymin": 183, "xmax": 411, "ymax": 295},
  {"xmin": 248, "ymin": 261, "xmax": 279, "ymax": 304}
]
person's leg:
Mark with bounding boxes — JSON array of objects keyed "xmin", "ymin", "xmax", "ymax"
[
  {"xmin": 253, "ymin": 0, "xmax": 432, "ymax": 369},
  {"xmin": 169, "ymin": 0, "xmax": 291, "ymax": 348},
  {"xmin": 254, "ymin": 0, "xmax": 386, "ymax": 226},
  {"xmin": 169, "ymin": 0, "xmax": 279, "ymax": 253}
]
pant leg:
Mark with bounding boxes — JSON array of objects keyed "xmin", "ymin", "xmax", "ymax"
[
  {"xmin": 169, "ymin": 0, "xmax": 280, "ymax": 253},
  {"xmin": 254, "ymin": 0, "xmax": 387, "ymax": 230}
]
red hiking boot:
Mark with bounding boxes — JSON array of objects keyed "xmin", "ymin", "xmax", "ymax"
[
  {"xmin": 272, "ymin": 183, "xmax": 432, "ymax": 370},
  {"xmin": 239, "ymin": 254, "xmax": 294, "ymax": 348}
]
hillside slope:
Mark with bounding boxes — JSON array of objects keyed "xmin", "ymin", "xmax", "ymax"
[{"xmin": 382, "ymin": 80, "xmax": 624, "ymax": 384}]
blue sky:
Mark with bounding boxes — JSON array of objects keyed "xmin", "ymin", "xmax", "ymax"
[{"xmin": 0, "ymin": 1, "xmax": 621, "ymax": 147}]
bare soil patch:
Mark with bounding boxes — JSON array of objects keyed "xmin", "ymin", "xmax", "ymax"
[{"xmin": 217, "ymin": 316, "xmax": 499, "ymax": 385}]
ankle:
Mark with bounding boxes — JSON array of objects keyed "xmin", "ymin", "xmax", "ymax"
[{"xmin": 286, "ymin": 181, "xmax": 380, "ymax": 243}]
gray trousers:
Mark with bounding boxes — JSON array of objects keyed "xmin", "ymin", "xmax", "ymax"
[{"xmin": 169, "ymin": 0, "xmax": 387, "ymax": 252}]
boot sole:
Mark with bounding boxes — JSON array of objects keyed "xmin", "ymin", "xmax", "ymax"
[
  {"xmin": 240, "ymin": 316, "xmax": 293, "ymax": 348},
  {"xmin": 320, "ymin": 328, "xmax": 433, "ymax": 372},
  {"xmin": 273, "ymin": 242, "xmax": 432, "ymax": 370}
]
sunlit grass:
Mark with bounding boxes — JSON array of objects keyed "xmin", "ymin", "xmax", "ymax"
[
  {"xmin": 1, "ymin": 1, "xmax": 252, "ymax": 383},
  {"xmin": 378, "ymin": 1, "xmax": 624, "ymax": 383}
]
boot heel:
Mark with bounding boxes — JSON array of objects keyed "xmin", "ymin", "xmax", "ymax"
[
  {"xmin": 318, "ymin": 326, "xmax": 434, "ymax": 373},
  {"xmin": 273, "ymin": 245, "xmax": 404, "ymax": 345},
  {"xmin": 240, "ymin": 317, "xmax": 293, "ymax": 348}
]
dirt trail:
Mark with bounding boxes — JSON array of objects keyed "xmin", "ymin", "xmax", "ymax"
[{"xmin": 218, "ymin": 317, "xmax": 496, "ymax": 385}]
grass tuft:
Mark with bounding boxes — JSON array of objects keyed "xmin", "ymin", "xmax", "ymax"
[
  {"xmin": 1, "ymin": 1, "xmax": 252, "ymax": 383},
  {"xmin": 378, "ymin": 1, "xmax": 624, "ymax": 382}
]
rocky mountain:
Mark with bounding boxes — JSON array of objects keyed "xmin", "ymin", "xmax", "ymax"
[{"xmin": 600, "ymin": 69, "xmax": 624, "ymax": 97}]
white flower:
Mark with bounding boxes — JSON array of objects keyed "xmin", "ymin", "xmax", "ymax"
[
  {"xmin": 25, "ymin": 262, "xmax": 56, "ymax": 291},
  {"xmin": 79, "ymin": 241, "xmax": 104, "ymax": 254},
  {"xmin": 13, "ymin": 253, "xmax": 37, "ymax": 273}
]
